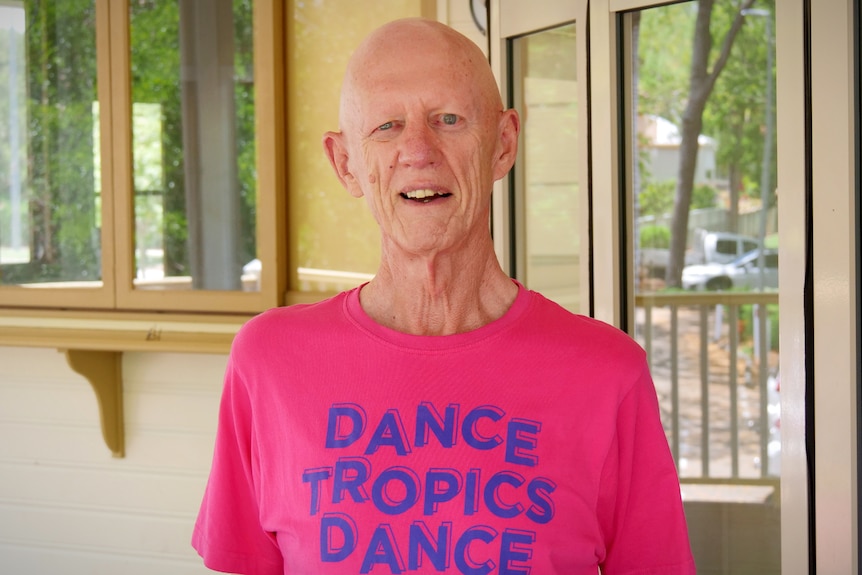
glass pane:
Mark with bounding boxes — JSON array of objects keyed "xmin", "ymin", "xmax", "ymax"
[
  {"xmin": 129, "ymin": 0, "xmax": 257, "ymax": 291},
  {"xmin": 511, "ymin": 23, "xmax": 580, "ymax": 312},
  {"xmin": 0, "ymin": 1, "xmax": 102, "ymax": 287},
  {"xmin": 630, "ymin": 2, "xmax": 780, "ymax": 573}
]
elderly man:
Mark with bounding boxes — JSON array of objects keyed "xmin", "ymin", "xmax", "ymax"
[{"xmin": 193, "ymin": 18, "xmax": 694, "ymax": 575}]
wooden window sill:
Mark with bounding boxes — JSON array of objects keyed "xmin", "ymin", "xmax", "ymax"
[{"xmin": 0, "ymin": 309, "xmax": 250, "ymax": 353}]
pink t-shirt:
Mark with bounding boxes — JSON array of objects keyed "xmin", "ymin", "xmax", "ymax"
[{"xmin": 193, "ymin": 284, "xmax": 695, "ymax": 574}]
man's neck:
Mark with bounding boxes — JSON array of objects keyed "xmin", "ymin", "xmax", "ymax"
[{"xmin": 359, "ymin": 250, "xmax": 518, "ymax": 336}]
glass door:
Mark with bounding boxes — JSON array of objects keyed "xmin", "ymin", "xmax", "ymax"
[
  {"xmin": 493, "ymin": 0, "xmax": 812, "ymax": 572},
  {"xmin": 624, "ymin": 2, "xmax": 784, "ymax": 572},
  {"xmin": 491, "ymin": 0, "xmax": 589, "ymax": 314}
]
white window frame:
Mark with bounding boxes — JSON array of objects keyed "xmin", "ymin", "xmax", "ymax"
[{"xmin": 489, "ymin": 0, "xmax": 858, "ymax": 571}]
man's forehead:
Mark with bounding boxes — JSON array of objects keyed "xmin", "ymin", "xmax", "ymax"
[
  {"xmin": 347, "ymin": 19, "xmax": 482, "ymax": 82},
  {"xmin": 338, "ymin": 19, "xmax": 499, "ymax": 128},
  {"xmin": 355, "ymin": 18, "xmax": 467, "ymax": 57},
  {"xmin": 354, "ymin": 56, "xmax": 475, "ymax": 94},
  {"xmin": 345, "ymin": 55, "xmax": 476, "ymax": 105}
]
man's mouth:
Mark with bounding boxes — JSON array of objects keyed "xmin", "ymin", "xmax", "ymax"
[{"xmin": 400, "ymin": 189, "xmax": 452, "ymax": 203}]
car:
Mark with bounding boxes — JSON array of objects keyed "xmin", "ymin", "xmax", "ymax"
[
  {"xmin": 681, "ymin": 248, "xmax": 778, "ymax": 291},
  {"xmin": 637, "ymin": 230, "xmax": 762, "ymax": 278},
  {"xmin": 691, "ymin": 229, "xmax": 762, "ymax": 266}
]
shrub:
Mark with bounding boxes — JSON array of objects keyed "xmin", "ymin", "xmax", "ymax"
[
  {"xmin": 692, "ymin": 183, "xmax": 718, "ymax": 210},
  {"xmin": 640, "ymin": 224, "xmax": 671, "ymax": 249},
  {"xmin": 639, "ymin": 180, "xmax": 675, "ymax": 216},
  {"xmin": 740, "ymin": 303, "xmax": 779, "ymax": 351}
]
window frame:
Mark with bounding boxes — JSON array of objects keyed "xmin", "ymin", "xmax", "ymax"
[
  {"xmin": 0, "ymin": 0, "xmax": 287, "ymax": 316},
  {"xmin": 493, "ymin": 0, "xmax": 821, "ymax": 570},
  {"xmin": 594, "ymin": 0, "xmax": 815, "ymax": 571},
  {"xmin": 809, "ymin": 0, "xmax": 858, "ymax": 572},
  {"xmin": 489, "ymin": 0, "xmax": 591, "ymax": 316}
]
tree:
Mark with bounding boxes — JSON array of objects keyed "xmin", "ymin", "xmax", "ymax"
[
  {"xmin": 129, "ymin": 0, "xmax": 256, "ymax": 279},
  {"xmin": 664, "ymin": 0, "xmax": 755, "ymax": 287},
  {"xmin": 703, "ymin": 2, "xmax": 775, "ymax": 234},
  {"xmin": 24, "ymin": 0, "xmax": 100, "ymax": 282}
]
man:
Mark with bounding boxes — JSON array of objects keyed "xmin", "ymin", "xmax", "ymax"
[{"xmin": 193, "ymin": 18, "xmax": 695, "ymax": 575}]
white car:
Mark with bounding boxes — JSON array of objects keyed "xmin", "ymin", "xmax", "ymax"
[{"xmin": 681, "ymin": 248, "xmax": 778, "ymax": 291}]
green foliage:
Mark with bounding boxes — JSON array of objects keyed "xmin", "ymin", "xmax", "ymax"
[
  {"xmin": 740, "ymin": 303, "xmax": 779, "ymax": 351},
  {"xmin": 234, "ymin": 0, "xmax": 257, "ymax": 264},
  {"xmin": 637, "ymin": 0, "xmax": 777, "ymax": 280},
  {"xmin": 639, "ymin": 179, "xmax": 716, "ymax": 218},
  {"xmin": 639, "ymin": 224, "xmax": 670, "ymax": 249},
  {"xmin": 130, "ymin": 1, "xmax": 184, "ymax": 275},
  {"xmin": 21, "ymin": 0, "xmax": 101, "ymax": 282},
  {"xmin": 705, "ymin": 0, "xmax": 776, "ymax": 197},
  {"xmin": 637, "ymin": 3, "xmax": 697, "ymax": 126},
  {"xmin": 692, "ymin": 183, "xmax": 717, "ymax": 210},
  {"xmin": 128, "ymin": 0, "xmax": 257, "ymax": 276},
  {"xmin": 4, "ymin": 0, "xmax": 258, "ymax": 285},
  {"xmin": 639, "ymin": 180, "xmax": 675, "ymax": 217}
]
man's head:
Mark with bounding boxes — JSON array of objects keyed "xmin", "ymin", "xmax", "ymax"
[{"xmin": 323, "ymin": 18, "xmax": 519, "ymax": 257}]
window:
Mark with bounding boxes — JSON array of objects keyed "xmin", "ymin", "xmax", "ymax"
[
  {"xmin": 0, "ymin": 1, "xmax": 102, "ymax": 289},
  {"xmin": 0, "ymin": 0, "xmax": 284, "ymax": 314},
  {"xmin": 129, "ymin": 0, "xmax": 257, "ymax": 293},
  {"xmin": 717, "ymin": 239, "xmax": 738, "ymax": 256}
]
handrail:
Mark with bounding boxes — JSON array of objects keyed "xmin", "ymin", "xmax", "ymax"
[{"xmin": 634, "ymin": 289, "xmax": 779, "ymax": 482}]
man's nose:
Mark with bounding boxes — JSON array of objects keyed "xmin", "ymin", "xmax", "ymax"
[{"xmin": 397, "ymin": 122, "xmax": 440, "ymax": 168}]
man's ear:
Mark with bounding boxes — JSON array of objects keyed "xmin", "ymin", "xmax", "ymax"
[
  {"xmin": 323, "ymin": 131, "xmax": 364, "ymax": 198},
  {"xmin": 491, "ymin": 108, "xmax": 520, "ymax": 182}
]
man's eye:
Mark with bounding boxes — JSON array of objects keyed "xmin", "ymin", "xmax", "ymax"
[
  {"xmin": 378, "ymin": 121, "xmax": 394, "ymax": 131},
  {"xmin": 441, "ymin": 113, "xmax": 458, "ymax": 125}
]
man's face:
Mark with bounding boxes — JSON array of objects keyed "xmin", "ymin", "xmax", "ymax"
[{"xmin": 329, "ymin": 26, "xmax": 517, "ymax": 258}]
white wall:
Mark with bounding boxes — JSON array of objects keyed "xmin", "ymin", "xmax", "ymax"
[
  {"xmin": 0, "ymin": 346, "xmax": 226, "ymax": 574},
  {"xmin": 439, "ymin": 0, "xmax": 488, "ymax": 54}
]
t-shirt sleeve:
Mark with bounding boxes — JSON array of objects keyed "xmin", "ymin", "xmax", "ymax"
[
  {"xmin": 597, "ymin": 363, "xmax": 696, "ymax": 575},
  {"xmin": 192, "ymin": 355, "xmax": 284, "ymax": 575}
]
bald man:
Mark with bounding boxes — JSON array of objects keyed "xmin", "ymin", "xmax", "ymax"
[
  {"xmin": 193, "ymin": 18, "xmax": 695, "ymax": 575},
  {"xmin": 324, "ymin": 18, "xmax": 520, "ymax": 337}
]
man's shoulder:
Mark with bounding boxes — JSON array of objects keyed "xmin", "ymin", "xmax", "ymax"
[
  {"xmin": 232, "ymin": 290, "xmax": 351, "ymax": 347},
  {"xmin": 525, "ymin": 290, "xmax": 645, "ymax": 356},
  {"xmin": 527, "ymin": 290, "xmax": 630, "ymax": 334}
]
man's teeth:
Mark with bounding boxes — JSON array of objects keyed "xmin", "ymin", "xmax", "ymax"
[{"xmin": 404, "ymin": 189, "xmax": 439, "ymax": 199}]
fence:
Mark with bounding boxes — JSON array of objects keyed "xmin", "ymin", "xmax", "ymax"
[
  {"xmin": 638, "ymin": 206, "xmax": 778, "ymax": 245},
  {"xmin": 634, "ymin": 290, "xmax": 780, "ymax": 485}
]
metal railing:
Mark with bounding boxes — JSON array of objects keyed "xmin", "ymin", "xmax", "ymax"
[{"xmin": 634, "ymin": 290, "xmax": 779, "ymax": 484}]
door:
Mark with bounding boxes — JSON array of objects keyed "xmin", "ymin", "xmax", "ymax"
[
  {"xmin": 491, "ymin": 0, "xmax": 813, "ymax": 572},
  {"xmin": 490, "ymin": 0, "xmax": 589, "ymax": 315}
]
